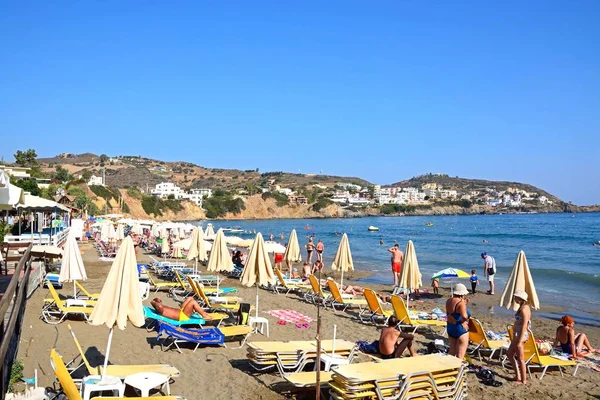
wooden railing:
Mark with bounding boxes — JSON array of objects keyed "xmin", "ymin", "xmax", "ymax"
[{"xmin": 0, "ymin": 244, "xmax": 32, "ymax": 400}]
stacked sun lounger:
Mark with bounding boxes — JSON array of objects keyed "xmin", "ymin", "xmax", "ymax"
[
  {"xmin": 328, "ymin": 354, "xmax": 467, "ymax": 400},
  {"xmin": 246, "ymin": 339, "xmax": 357, "ymax": 375}
]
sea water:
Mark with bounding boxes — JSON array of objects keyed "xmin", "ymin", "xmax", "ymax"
[{"xmin": 198, "ymin": 213, "xmax": 600, "ymax": 316}]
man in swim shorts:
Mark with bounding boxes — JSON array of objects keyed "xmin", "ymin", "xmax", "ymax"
[
  {"xmin": 388, "ymin": 244, "xmax": 403, "ymax": 287},
  {"xmin": 316, "ymin": 239, "xmax": 324, "ymax": 261}
]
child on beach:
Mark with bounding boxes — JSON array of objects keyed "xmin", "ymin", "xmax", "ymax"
[
  {"xmin": 432, "ymin": 278, "xmax": 439, "ymax": 295},
  {"xmin": 470, "ymin": 270, "xmax": 478, "ymax": 294}
]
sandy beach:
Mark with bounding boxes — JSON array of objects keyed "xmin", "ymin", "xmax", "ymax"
[{"xmin": 15, "ymin": 242, "xmax": 600, "ymax": 399}]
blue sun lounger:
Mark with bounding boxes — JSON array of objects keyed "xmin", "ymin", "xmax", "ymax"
[
  {"xmin": 156, "ymin": 321, "xmax": 225, "ymax": 352},
  {"xmin": 143, "ymin": 306, "xmax": 206, "ymax": 330}
]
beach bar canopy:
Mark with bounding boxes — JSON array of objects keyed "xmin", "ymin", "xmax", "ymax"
[
  {"xmin": 18, "ymin": 193, "xmax": 69, "ymax": 212},
  {"xmin": 0, "ymin": 170, "xmax": 26, "ymax": 210}
]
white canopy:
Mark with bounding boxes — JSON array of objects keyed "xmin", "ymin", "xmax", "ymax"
[
  {"xmin": 18, "ymin": 193, "xmax": 69, "ymax": 212},
  {"xmin": 0, "ymin": 183, "xmax": 25, "ymax": 211}
]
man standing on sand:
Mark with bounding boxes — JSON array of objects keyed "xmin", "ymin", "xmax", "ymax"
[
  {"xmin": 388, "ymin": 244, "xmax": 404, "ymax": 287},
  {"xmin": 482, "ymin": 252, "xmax": 496, "ymax": 295},
  {"xmin": 316, "ymin": 239, "xmax": 324, "ymax": 262}
]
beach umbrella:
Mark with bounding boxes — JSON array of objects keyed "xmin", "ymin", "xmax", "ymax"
[
  {"xmin": 151, "ymin": 224, "xmax": 159, "ymax": 237},
  {"xmin": 89, "ymin": 237, "xmax": 144, "ymax": 381},
  {"xmin": 500, "ymin": 250, "xmax": 540, "ymax": 311},
  {"xmin": 107, "ymin": 224, "xmax": 117, "ymax": 241},
  {"xmin": 100, "ymin": 223, "xmax": 110, "ymax": 242},
  {"xmin": 225, "ymin": 236, "xmax": 244, "ymax": 245},
  {"xmin": 432, "ymin": 268, "xmax": 470, "ymax": 294},
  {"xmin": 264, "ymin": 241, "xmax": 286, "ymax": 254},
  {"xmin": 178, "ymin": 227, "xmax": 186, "ymax": 239},
  {"xmin": 131, "ymin": 223, "xmax": 143, "ymax": 235},
  {"xmin": 240, "ymin": 232, "xmax": 276, "ymax": 318},
  {"xmin": 331, "ymin": 233, "xmax": 354, "ymax": 289},
  {"xmin": 283, "ymin": 229, "xmax": 302, "ymax": 269},
  {"xmin": 171, "ymin": 228, "xmax": 180, "ymax": 240},
  {"xmin": 206, "ymin": 229, "xmax": 234, "ymax": 296},
  {"xmin": 0, "ymin": 181, "xmax": 25, "ymax": 211},
  {"xmin": 161, "ymin": 238, "xmax": 170, "ymax": 257},
  {"xmin": 398, "ymin": 240, "xmax": 422, "ymax": 306},
  {"xmin": 187, "ymin": 227, "xmax": 208, "ymax": 273},
  {"xmin": 205, "ymin": 223, "xmax": 215, "ymax": 237},
  {"xmin": 116, "ymin": 224, "xmax": 125, "ymax": 241},
  {"xmin": 58, "ymin": 230, "xmax": 86, "ymax": 298}
]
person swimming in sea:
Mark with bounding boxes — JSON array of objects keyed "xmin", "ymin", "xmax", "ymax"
[{"xmin": 380, "ymin": 238, "xmax": 384, "ymax": 245}]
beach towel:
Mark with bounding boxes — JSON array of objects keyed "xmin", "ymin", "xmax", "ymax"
[{"xmin": 266, "ymin": 309, "xmax": 313, "ymax": 325}]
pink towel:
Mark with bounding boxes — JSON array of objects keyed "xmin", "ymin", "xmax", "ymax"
[{"xmin": 267, "ymin": 309, "xmax": 313, "ymax": 324}]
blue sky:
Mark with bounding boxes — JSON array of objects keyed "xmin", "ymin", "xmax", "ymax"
[{"xmin": 1, "ymin": 1, "xmax": 599, "ymax": 204}]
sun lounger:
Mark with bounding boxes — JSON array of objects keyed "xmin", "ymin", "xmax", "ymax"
[
  {"xmin": 523, "ymin": 327, "xmax": 579, "ymax": 380},
  {"xmin": 326, "ymin": 279, "xmax": 367, "ymax": 312},
  {"xmin": 273, "ymin": 269, "xmax": 311, "ymax": 294},
  {"xmin": 467, "ymin": 318, "xmax": 509, "ymax": 361},
  {"xmin": 75, "ymin": 281, "xmax": 100, "ymax": 299},
  {"xmin": 359, "ymin": 288, "xmax": 393, "ymax": 325},
  {"xmin": 157, "ymin": 321, "xmax": 253, "ymax": 351},
  {"xmin": 305, "ymin": 275, "xmax": 330, "ymax": 306},
  {"xmin": 50, "ymin": 349, "xmax": 185, "ymax": 400},
  {"xmin": 146, "ymin": 272, "xmax": 181, "ymax": 292},
  {"xmin": 66, "ymin": 324, "xmax": 181, "ymax": 379},
  {"xmin": 42, "ymin": 283, "xmax": 95, "ymax": 324},
  {"xmin": 390, "ymin": 295, "xmax": 446, "ymax": 334},
  {"xmin": 188, "ymin": 278, "xmax": 242, "ymax": 311}
]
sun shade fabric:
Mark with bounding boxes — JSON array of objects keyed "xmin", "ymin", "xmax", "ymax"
[
  {"xmin": 500, "ymin": 250, "xmax": 540, "ymax": 311},
  {"xmin": 240, "ymin": 232, "xmax": 276, "ymax": 288}
]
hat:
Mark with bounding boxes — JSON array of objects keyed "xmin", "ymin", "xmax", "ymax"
[
  {"xmin": 513, "ymin": 289, "xmax": 528, "ymax": 301},
  {"xmin": 481, "ymin": 252, "xmax": 487, "ymax": 258},
  {"xmin": 454, "ymin": 283, "xmax": 469, "ymax": 296}
]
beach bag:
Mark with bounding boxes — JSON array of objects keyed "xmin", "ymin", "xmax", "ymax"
[
  {"xmin": 426, "ymin": 340, "xmax": 449, "ymax": 354},
  {"xmin": 237, "ymin": 303, "xmax": 251, "ymax": 325},
  {"xmin": 487, "ymin": 256, "xmax": 496, "ymax": 275}
]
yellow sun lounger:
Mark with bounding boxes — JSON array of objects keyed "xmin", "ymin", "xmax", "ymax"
[
  {"xmin": 188, "ymin": 278, "xmax": 241, "ymax": 311},
  {"xmin": 524, "ymin": 328, "xmax": 579, "ymax": 380},
  {"xmin": 359, "ymin": 289, "xmax": 393, "ymax": 325},
  {"xmin": 67, "ymin": 324, "xmax": 181, "ymax": 379},
  {"xmin": 51, "ymin": 349, "xmax": 185, "ymax": 400},
  {"xmin": 273, "ymin": 269, "xmax": 311, "ymax": 294},
  {"xmin": 147, "ymin": 272, "xmax": 181, "ymax": 292},
  {"xmin": 326, "ymin": 279, "xmax": 367, "ymax": 312},
  {"xmin": 75, "ymin": 281, "xmax": 100, "ymax": 299},
  {"xmin": 390, "ymin": 295, "xmax": 446, "ymax": 334},
  {"xmin": 42, "ymin": 283, "xmax": 95, "ymax": 324},
  {"xmin": 468, "ymin": 318, "xmax": 509, "ymax": 361},
  {"xmin": 306, "ymin": 275, "xmax": 331, "ymax": 306}
]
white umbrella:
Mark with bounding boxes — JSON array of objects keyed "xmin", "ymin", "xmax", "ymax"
[
  {"xmin": 264, "ymin": 241, "xmax": 286, "ymax": 254},
  {"xmin": 331, "ymin": 233, "xmax": 354, "ymax": 289},
  {"xmin": 116, "ymin": 224, "xmax": 125, "ymax": 241},
  {"xmin": 283, "ymin": 229, "xmax": 302, "ymax": 267},
  {"xmin": 178, "ymin": 227, "xmax": 186, "ymax": 239},
  {"xmin": 101, "ymin": 223, "xmax": 110, "ymax": 242},
  {"xmin": 58, "ymin": 231, "xmax": 87, "ymax": 298},
  {"xmin": 107, "ymin": 224, "xmax": 117, "ymax": 241},
  {"xmin": 89, "ymin": 237, "xmax": 144, "ymax": 381},
  {"xmin": 151, "ymin": 224, "xmax": 159, "ymax": 237},
  {"xmin": 500, "ymin": 251, "xmax": 540, "ymax": 311},
  {"xmin": 187, "ymin": 227, "xmax": 208, "ymax": 273},
  {"xmin": 398, "ymin": 240, "xmax": 422, "ymax": 308},
  {"xmin": 240, "ymin": 232, "xmax": 276, "ymax": 318},
  {"xmin": 206, "ymin": 229, "xmax": 233, "ymax": 296},
  {"xmin": 205, "ymin": 223, "xmax": 215, "ymax": 237}
]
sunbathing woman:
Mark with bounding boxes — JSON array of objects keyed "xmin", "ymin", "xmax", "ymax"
[
  {"xmin": 151, "ymin": 297, "xmax": 213, "ymax": 321},
  {"xmin": 555, "ymin": 315, "xmax": 596, "ymax": 359}
]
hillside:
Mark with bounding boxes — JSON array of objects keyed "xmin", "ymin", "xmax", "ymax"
[{"xmin": 389, "ymin": 174, "xmax": 562, "ymax": 203}]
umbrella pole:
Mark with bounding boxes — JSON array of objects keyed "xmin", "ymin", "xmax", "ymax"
[
  {"xmin": 315, "ymin": 266, "xmax": 322, "ymax": 400},
  {"xmin": 73, "ymin": 281, "xmax": 77, "ymax": 299},
  {"xmin": 255, "ymin": 284, "xmax": 259, "ymax": 319},
  {"xmin": 101, "ymin": 327, "xmax": 114, "ymax": 382},
  {"xmin": 340, "ymin": 268, "xmax": 344, "ymax": 290}
]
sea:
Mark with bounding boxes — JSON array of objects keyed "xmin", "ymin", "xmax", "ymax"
[{"xmin": 198, "ymin": 213, "xmax": 600, "ymax": 324}]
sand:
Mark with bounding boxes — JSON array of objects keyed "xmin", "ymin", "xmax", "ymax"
[{"xmin": 15, "ymin": 242, "xmax": 600, "ymax": 399}]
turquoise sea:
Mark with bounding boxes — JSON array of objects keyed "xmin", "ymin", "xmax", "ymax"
[{"xmin": 199, "ymin": 213, "xmax": 600, "ymax": 321}]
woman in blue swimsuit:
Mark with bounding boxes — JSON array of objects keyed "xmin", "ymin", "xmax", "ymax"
[{"xmin": 445, "ymin": 283, "xmax": 471, "ymax": 360}]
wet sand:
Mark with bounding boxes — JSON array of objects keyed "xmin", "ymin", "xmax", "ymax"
[{"xmin": 15, "ymin": 242, "xmax": 600, "ymax": 399}]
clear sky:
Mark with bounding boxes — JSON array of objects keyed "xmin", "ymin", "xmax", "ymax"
[{"xmin": 1, "ymin": 1, "xmax": 599, "ymax": 204}]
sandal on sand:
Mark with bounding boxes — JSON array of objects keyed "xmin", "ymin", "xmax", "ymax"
[
  {"xmin": 303, "ymin": 323, "xmax": 310, "ymax": 329},
  {"xmin": 277, "ymin": 320, "xmax": 286, "ymax": 325},
  {"xmin": 296, "ymin": 323, "xmax": 303, "ymax": 328}
]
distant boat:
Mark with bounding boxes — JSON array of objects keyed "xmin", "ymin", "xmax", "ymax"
[
  {"xmin": 368, "ymin": 226, "xmax": 380, "ymax": 231},
  {"xmin": 426, "ymin": 222, "xmax": 434, "ymax": 227}
]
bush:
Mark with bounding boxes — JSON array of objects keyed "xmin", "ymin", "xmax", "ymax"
[
  {"xmin": 203, "ymin": 191, "xmax": 245, "ymax": 218},
  {"xmin": 126, "ymin": 187, "xmax": 143, "ymax": 200},
  {"xmin": 311, "ymin": 197, "xmax": 332, "ymax": 212},
  {"xmin": 380, "ymin": 204, "xmax": 417, "ymax": 214},
  {"xmin": 261, "ymin": 191, "xmax": 289, "ymax": 207},
  {"xmin": 8, "ymin": 359, "xmax": 24, "ymax": 392},
  {"xmin": 89, "ymin": 185, "xmax": 118, "ymax": 201},
  {"xmin": 12, "ymin": 178, "xmax": 40, "ymax": 196},
  {"xmin": 141, "ymin": 195, "xmax": 183, "ymax": 217}
]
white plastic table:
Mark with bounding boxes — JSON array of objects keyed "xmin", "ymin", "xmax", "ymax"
[
  {"xmin": 124, "ymin": 372, "xmax": 170, "ymax": 397},
  {"xmin": 316, "ymin": 353, "xmax": 351, "ymax": 372},
  {"xmin": 249, "ymin": 316, "xmax": 270, "ymax": 337},
  {"xmin": 81, "ymin": 375, "xmax": 124, "ymax": 400}
]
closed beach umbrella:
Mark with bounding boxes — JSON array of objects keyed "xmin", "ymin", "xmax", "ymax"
[
  {"xmin": 331, "ymin": 233, "xmax": 354, "ymax": 289},
  {"xmin": 116, "ymin": 224, "xmax": 125, "ymax": 241},
  {"xmin": 283, "ymin": 229, "xmax": 302, "ymax": 266},
  {"xmin": 240, "ymin": 232, "xmax": 276, "ymax": 318},
  {"xmin": 171, "ymin": 228, "xmax": 180, "ymax": 240},
  {"xmin": 58, "ymin": 230, "xmax": 87, "ymax": 298},
  {"xmin": 108, "ymin": 224, "xmax": 117, "ymax": 241},
  {"xmin": 187, "ymin": 227, "xmax": 208, "ymax": 273},
  {"xmin": 207, "ymin": 228, "xmax": 235, "ymax": 296},
  {"xmin": 90, "ymin": 237, "xmax": 144, "ymax": 380},
  {"xmin": 205, "ymin": 223, "xmax": 215, "ymax": 237},
  {"xmin": 399, "ymin": 240, "xmax": 422, "ymax": 305},
  {"xmin": 179, "ymin": 227, "xmax": 186, "ymax": 239},
  {"xmin": 151, "ymin": 224, "xmax": 159, "ymax": 237},
  {"xmin": 101, "ymin": 223, "xmax": 110, "ymax": 242},
  {"xmin": 500, "ymin": 250, "xmax": 540, "ymax": 311},
  {"xmin": 161, "ymin": 238, "xmax": 170, "ymax": 257}
]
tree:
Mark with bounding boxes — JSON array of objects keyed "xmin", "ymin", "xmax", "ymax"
[
  {"xmin": 54, "ymin": 165, "xmax": 72, "ymax": 182},
  {"xmin": 81, "ymin": 170, "xmax": 93, "ymax": 181},
  {"xmin": 13, "ymin": 149, "xmax": 38, "ymax": 167},
  {"xmin": 12, "ymin": 178, "xmax": 40, "ymax": 196},
  {"xmin": 99, "ymin": 154, "xmax": 109, "ymax": 163}
]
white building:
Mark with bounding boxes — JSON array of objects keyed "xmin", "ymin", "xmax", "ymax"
[
  {"xmin": 336, "ymin": 182, "xmax": 362, "ymax": 191},
  {"xmin": 190, "ymin": 188, "xmax": 212, "ymax": 198},
  {"xmin": 424, "ymin": 189, "xmax": 437, "ymax": 199},
  {"xmin": 438, "ymin": 189, "xmax": 458, "ymax": 199},
  {"xmin": 150, "ymin": 182, "xmax": 185, "ymax": 199},
  {"xmin": 537, "ymin": 196, "xmax": 548, "ymax": 204},
  {"xmin": 88, "ymin": 175, "xmax": 104, "ymax": 186}
]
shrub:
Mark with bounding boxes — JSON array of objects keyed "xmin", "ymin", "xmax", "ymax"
[
  {"xmin": 203, "ymin": 191, "xmax": 245, "ymax": 218},
  {"xmin": 89, "ymin": 185, "xmax": 119, "ymax": 201},
  {"xmin": 126, "ymin": 187, "xmax": 143, "ymax": 200},
  {"xmin": 8, "ymin": 359, "xmax": 24, "ymax": 392},
  {"xmin": 261, "ymin": 191, "xmax": 289, "ymax": 207},
  {"xmin": 12, "ymin": 178, "xmax": 40, "ymax": 196},
  {"xmin": 311, "ymin": 197, "xmax": 332, "ymax": 212}
]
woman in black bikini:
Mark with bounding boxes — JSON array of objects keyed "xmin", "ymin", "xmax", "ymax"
[
  {"xmin": 506, "ymin": 290, "xmax": 531, "ymax": 385},
  {"xmin": 555, "ymin": 315, "xmax": 595, "ymax": 359},
  {"xmin": 306, "ymin": 237, "xmax": 315, "ymax": 264}
]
